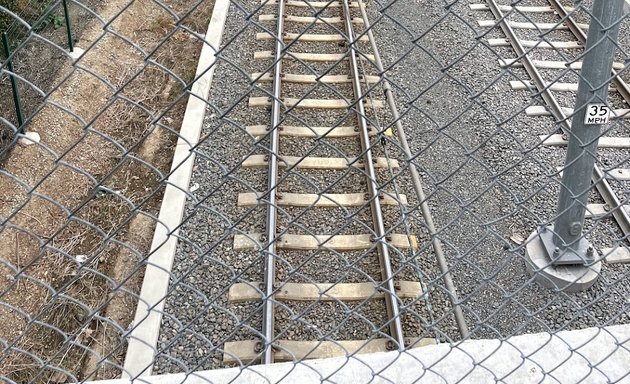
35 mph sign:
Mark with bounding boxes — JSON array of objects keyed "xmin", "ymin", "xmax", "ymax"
[{"xmin": 584, "ymin": 103, "xmax": 611, "ymax": 125}]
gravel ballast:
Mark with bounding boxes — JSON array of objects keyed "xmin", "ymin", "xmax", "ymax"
[
  {"xmin": 152, "ymin": 0, "xmax": 630, "ymax": 374},
  {"xmin": 371, "ymin": 0, "xmax": 630, "ymax": 339}
]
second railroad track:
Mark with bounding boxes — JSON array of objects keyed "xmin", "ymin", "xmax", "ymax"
[{"xmin": 221, "ymin": 0, "xmax": 467, "ymax": 364}]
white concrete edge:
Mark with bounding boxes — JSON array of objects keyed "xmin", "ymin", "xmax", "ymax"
[
  {"xmin": 95, "ymin": 325, "xmax": 630, "ymax": 383},
  {"xmin": 121, "ymin": 0, "xmax": 231, "ymax": 377}
]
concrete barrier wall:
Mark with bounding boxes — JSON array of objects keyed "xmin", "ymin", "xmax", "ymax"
[{"xmin": 90, "ymin": 325, "xmax": 630, "ymax": 383}]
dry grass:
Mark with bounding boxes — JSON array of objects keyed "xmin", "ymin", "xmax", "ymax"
[{"xmin": 0, "ymin": 0, "xmax": 215, "ymax": 381}]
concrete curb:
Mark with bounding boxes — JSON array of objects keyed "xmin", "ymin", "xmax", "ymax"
[
  {"xmin": 99, "ymin": 325, "xmax": 630, "ymax": 383},
  {"xmin": 121, "ymin": 0, "xmax": 231, "ymax": 377}
]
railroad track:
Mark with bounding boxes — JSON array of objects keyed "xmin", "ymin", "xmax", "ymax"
[
  {"xmin": 220, "ymin": 0, "xmax": 468, "ymax": 364},
  {"xmin": 473, "ymin": 0, "xmax": 630, "ymax": 263}
]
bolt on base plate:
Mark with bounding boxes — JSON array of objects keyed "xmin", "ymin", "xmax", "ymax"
[
  {"xmin": 537, "ymin": 224, "xmax": 596, "ymax": 265},
  {"xmin": 524, "ymin": 227, "xmax": 601, "ymax": 292}
]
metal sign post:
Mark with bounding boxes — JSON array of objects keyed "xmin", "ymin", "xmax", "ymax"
[
  {"xmin": 548, "ymin": 0, "xmax": 624, "ymax": 265},
  {"xmin": 525, "ymin": 0, "xmax": 624, "ymax": 291}
]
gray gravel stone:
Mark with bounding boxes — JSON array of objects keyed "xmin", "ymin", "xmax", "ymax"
[{"xmin": 152, "ymin": 0, "xmax": 630, "ymax": 375}]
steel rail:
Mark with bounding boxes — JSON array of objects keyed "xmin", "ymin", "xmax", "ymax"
[
  {"xmin": 486, "ymin": 0, "xmax": 630, "ymax": 239},
  {"xmin": 355, "ymin": 0, "xmax": 470, "ymax": 339},
  {"xmin": 486, "ymin": 1, "xmax": 570, "ymax": 131},
  {"xmin": 341, "ymin": 0, "xmax": 405, "ymax": 348},
  {"xmin": 549, "ymin": 0, "xmax": 630, "ymax": 103},
  {"xmin": 548, "ymin": 0, "xmax": 630, "ymax": 237},
  {"xmin": 262, "ymin": 0, "xmax": 286, "ymax": 364}
]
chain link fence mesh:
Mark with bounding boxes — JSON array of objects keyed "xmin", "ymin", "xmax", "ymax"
[{"xmin": 1, "ymin": 0, "xmax": 630, "ymax": 382}]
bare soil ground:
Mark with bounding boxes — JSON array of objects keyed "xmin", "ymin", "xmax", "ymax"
[
  {"xmin": 0, "ymin": 0, "xmax": 104, "ymax": 151},
  {"xmin": 0, "ymin": 0, "xmax": 214, "ymax": 381}
]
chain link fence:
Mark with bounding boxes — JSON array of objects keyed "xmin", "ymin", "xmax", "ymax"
[{"xmin": 1, "ymin": 0, "xmax": 630, "ymax": 382}]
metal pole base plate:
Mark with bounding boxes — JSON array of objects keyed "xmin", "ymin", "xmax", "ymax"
[
  {"xmin": 524, "ymin": 229, "xmax": 601, "ymax": 292},
  {"xmin": 537, "ymin": 225, "xmax": 596, "ymax": 265}
]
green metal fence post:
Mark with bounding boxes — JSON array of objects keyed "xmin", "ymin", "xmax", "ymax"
[
  {"xmin": 2, "ymin": 32, "xmax": 25, "ymax": 132},
  {"xmin": 62, "ymin": 0, "xmax": 74, "ymax": 52}
]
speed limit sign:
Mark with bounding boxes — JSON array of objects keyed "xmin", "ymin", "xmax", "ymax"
[{"xmin": 584, "ymin": 103, "xmax": 611, "ymax": 125}]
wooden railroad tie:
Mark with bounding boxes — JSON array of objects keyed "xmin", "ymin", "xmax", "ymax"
[
  {"xmin": 251, "ymin": 72, "xmax": 380, "ymax": 84},
  {"xmin": 253, "ymin": 51, "xmax": 376, "ymax": 62},
  {"xmin": 237, "ymin": 192, "xmax": 408, "ymax": 207},
  {"xmin": 540, "ymin": 134, "xmax": 630, "ymax": 149},
  {"xmin": 262, "ymin": 0, "xmax": 360, "ymax": 8},
  {"xmin": 499, "ymin": 59, "xmax": 625, "ymax": 71},
  {"xmin": 258, "ymin": 15, "xmax": 364, "ymax": 24},
  {"xmin": 477, "ymin": 20, "xmax": 588, "ymax": 30},
  {"xmin": 583, "ymin": 203, "xmax": 630, "ymax": 220},
  {"xmin": 469, "ymin": 4, "xmax": 574, "ymax": 13},
  {"xmin": 488, "ymin": 38, "xmax": 582, "ymax": 49},
  {"xmin": 246, "ymin": 124, "xmax": 375, "ymax": 138},
  {"xmin": 601, "ymin": 247, "xmax": 630, "ymax": 264},
  {"xmin": 223, "ymin": 338, "xmax": 436, "ymax": 364},
  {"xmin": 509, "ymin": 81, "xmax": 612, "ymax": 93},
  {"xmin": 256, "ymin": 32, "xmax": 369, "ymax": 43},
  {"xmin": 557, "ymin": 166, "xmax": 630, "ymax": 181},
  {"xmin": 248, "ymin": 96, "xmax": 385, "ymax": 109},
  {"xmin": 233, "ymin": 233, "xmax": 418, "ymax": 251},
  {"xmin": 241, "ymin": 154, "xmax": 399, "ymax": 170},
  {"xmin": 228, "ymin": 281, "xmax": 424, "ymax": 302}
]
